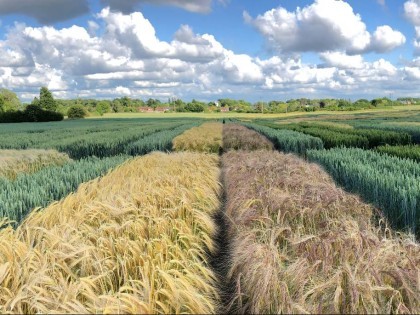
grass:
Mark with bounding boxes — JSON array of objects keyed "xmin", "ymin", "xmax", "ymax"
[
  {"xmin": 222, "ymin": 124, "xmax": 273, "ymax": 151},
  {"xmin": 0, "ymin": 149, "xmax": 70, "ymax": 179},
  {"xmin": 172, "ymin": 122, "xmax": 223, "ymax": 153},
  {"xmin": 222, "ymin": 150, "xmax": 420, "ymax": 314},
  {"xmin": 0, "ymin": 151, "xmax": 221, "ymax": 314},
  {"xmin": 94, "ymin": 105, "xmax": 420, "ymax": 120}
]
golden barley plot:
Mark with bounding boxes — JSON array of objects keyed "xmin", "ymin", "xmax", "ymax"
[
  {"xmin": 172, "ymin": 122, "xmax": 223, "ymax": 153},
  {"xmin": 0, "ymin": 149, "xmax": 70, "ymax": 179},
  {"xmin": 222, "ymin": 150, "xmax": 420, "ymax": 314},
  {"xmin": 0, "ymin": 152, "xmax": 221, "ymax": 314}
]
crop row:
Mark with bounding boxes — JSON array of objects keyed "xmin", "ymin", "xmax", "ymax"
[
  {"xmin": 260, "ymin": 122, "xmax": 411, "ymax": 149},
  {"xmin": 126, "ymin": 123, "xmax": 199, "ymax": 155},
  {"xmin": 243, "ymin": 123, "xmax": 324, "ymax": 155},
  {"xmin": 0, "ymin": 154, "xmax": 130, "ymax": 224},
  {"xmin": 222, "ymin": 150, "xmax": 419, "ymax": 314},
  {"xmin": 0, "ymin": 149, "xmax": 70, "ymax": 179},
  {"xmin": 376, "ymin": 144, "xmax": 420, "ymax": 162},
  {"xmin": 0, "ymin": 152, "xmax": 221, "ymax": 313},
  {"xmin": 0, "ymin": 119, "xmax": 200, "ymax": 159},
  {"xmin": 307, "ymin": 147, "xmax": 420, "ymax": 236},
  {"xmin": 222, "ymin": 124, "xmax": 273, "ymax": 151},
  {"xmin": 354, "ymin": 122, "xmax": 420, "ymax": 144},
  {"xmin": 173, "ymin": 122, "xmax": 223, "ymax": 153},
  {"xmin": 0, "ymin": 121, "xmax": 200, "ymax": 223}
]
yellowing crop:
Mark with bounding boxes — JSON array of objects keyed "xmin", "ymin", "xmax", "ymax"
[
  {"xmin": 172, "ymin": 122, "xmax": 222, "ymax": 153},
  {"xmin": 0, "ymin": 152, "xmax": 221, "ymax": 314},
  {"xmin": 0, "ymin": 149, "xmax": 70, "ymax": 179}
]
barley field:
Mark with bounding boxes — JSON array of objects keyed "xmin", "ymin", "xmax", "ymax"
[
  {"xmin": 0, "ymin": 149, "xmax": 70, "ymax": 179},
  {"xmin": 0, "ymin": 116, "xmax": 418, "ymax": 314}
]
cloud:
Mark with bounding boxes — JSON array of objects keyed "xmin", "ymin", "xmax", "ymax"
[
  {"xmin": 0, "ymin": 0, "xmax": 89, "ymax": 24},
  {"xmin": 405, "ymin": 0, "xmax": 420, "ymax": 25},
  {"xmin": 101, "ymin": 0, "xmax": 219, "ymax": 14},
  {"xmin": 404, "ymin": 0, "xmax": 420, "ymax": 54},
  {"xmin": 319, "ymin": 52, "xmax": 364, "ymax": 69},
  {"xmin": 377, "ymin": 0, "xmax": 386, "ymax": 6},
  {"xmin": 0, "ymin": 7, "xmax": 418, "ymax": 101},
  {"xmin": 245, "ymin": 0, "xmax": 405, "ymax": 54},
  {"xmin": 370, "ymin": 25, "xmax": 406, "ymax": 52}
]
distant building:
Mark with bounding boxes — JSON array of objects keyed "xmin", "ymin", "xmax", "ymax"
[
  {"xmin": 155, "ymin": 107, "xmax": 171, "ymax": 113},
  {"xmin": 220, "ymin": 107, "xmax": 229, "ymax": 112},
  {"xmin": 138, "ymin": 107, "xmax": 154, "ymax": 113}
]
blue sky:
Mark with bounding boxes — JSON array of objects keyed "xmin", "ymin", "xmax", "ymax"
[{"xmin": 0, "ymin": 0, "xmax": 419, "ymax": 102}]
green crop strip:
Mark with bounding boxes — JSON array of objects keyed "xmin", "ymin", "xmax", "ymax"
[
  {"xmin": 307, "ymin": 147, "xmax": 420, "ymax": 237},
  {"xmin": 243, "ymin": 123, "xmax": 324, "ymax": 155}
]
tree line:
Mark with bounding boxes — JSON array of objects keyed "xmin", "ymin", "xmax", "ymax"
[{"xmin": 1, "ymin": 87, "xmax": 419, "ymax": 123}]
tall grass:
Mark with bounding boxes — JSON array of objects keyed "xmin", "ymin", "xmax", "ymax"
[
  {"xmin": 0, "ymin": 152, "xmax": 221, "ymax": 314},
  {"xmin": 222, "ymin": 150, "xmax": 420, "ymax": 314},
  {"xmin": 0, "ymin": 149, "xmax": 70, "ymax": 179},
  {"xmin": 222, "ymin": 124, "xmax": 273, "ymax": 151},
  {"xmin": 172, "ymin": 122, "xmax": 223, "ymax": 153},
  {"xmin": 307, "ymin": 147, "xmax": 420, "ymax": 236}
]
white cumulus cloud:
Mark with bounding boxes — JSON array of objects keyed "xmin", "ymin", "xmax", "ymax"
[
  {"xmin": 0, "ymin": 6, "xmax": 418, "ymax": 101},
  {"xmin": 245, "ymin": 0, "xmax": 405, "ymax": 54}
]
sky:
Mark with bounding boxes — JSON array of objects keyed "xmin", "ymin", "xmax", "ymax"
[{"xmin": 0, "ymin": 0, "xmax": 419, "ymax": 102}]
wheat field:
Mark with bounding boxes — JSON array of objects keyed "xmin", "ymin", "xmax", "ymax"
[
  {"xmin": 0, "ymin": 149, "xmax": 70, "ymax": 179},
  {"xmin": 0, "ymin": 151, "xmax": 221, "ymax": 314}
]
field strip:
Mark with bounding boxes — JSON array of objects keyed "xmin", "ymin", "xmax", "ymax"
[
  {"xmin": 0, "ymin": 155, "xmax": 129, "ymax": 224},
  {"xmin": 0, "ymin": 152, "xmax": 221, "ymax": 314},
  {"xmin": 0, "ymin": 149, "xmax": 70, "ymax": 179},
  {"xmin": 221, "ymin": 150, "xmax": 420, "ymax": 314},
  {"xmin": 222, "ymin": 124, "xmax": 274, "ymax": 152},
  {"xmin": 308, "ymin": 147, "xmax": 420, "ymax": 236},
  {"xmin": 173, "ymin": 122, "xmax": 223, "ymax": 153}
]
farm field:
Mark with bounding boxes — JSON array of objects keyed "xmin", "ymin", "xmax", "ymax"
[{"xmin": 0, "ymin": 113, "xmax": 419, "ymax": 314}]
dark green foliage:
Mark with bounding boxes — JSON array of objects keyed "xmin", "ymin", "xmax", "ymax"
[
  {"xmin": 67, "ymin": 105, "xmax": 87, "ymax": 119},
  {"xmin": 0, "ymin": 106, "xmax": 63, "ymax": 123},
  {"xmin": 356, "ymin": 124, "xmax": 420, "ymax": 144},
  {"xmin": 307, "ymin": 148, "xmax": 420, "ymax": 237},
  {"xmin": 244, "ymin": 123, "xmax": 323, "ymax": 155},
  {"xmin": 0, "ymin": 111, "xmax": 27, "ymax": 123},
  {"xmin": 376, "ymin": 145, "xmax": 420, "ymax": 162},
  {"xmin": 185, "ymin": 100, "xmax": 205, "ymax": 112},
  {"xmin": 303, "ymin": 122, "xmax": 412, "ymax": 147},
  {"xmin": 0, "ymin": 155, "xmax": 129, "ymax": 224},
  {"xmin": 39, "ymin": 87, "xmax": 57, "ymax": 112}
]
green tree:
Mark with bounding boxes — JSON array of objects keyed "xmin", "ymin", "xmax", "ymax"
[
  {"xmin": 185, "ymin": 100, "xmax": 205, "ymax": 112},
  {"xmin": 31, "ymin": 97, "xmax": 40, "ymax": 107},
  {"xmin": 146, "ymin": 98, "xmax": 161, "ymax": 110},
  {"xmin": 96, "ymin": 101, "xmax": 111, "ymax": 116},
  {"xmin": 67, "ymin": 105, "xmax": 87, "ymax": 119},
  {"xmin": 0, "ymin": 89, "xmax": 21, "ymax": 112},
  {"xmin": 39, "ymin": 87, "xmax": 57, "ymax": 112}
]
